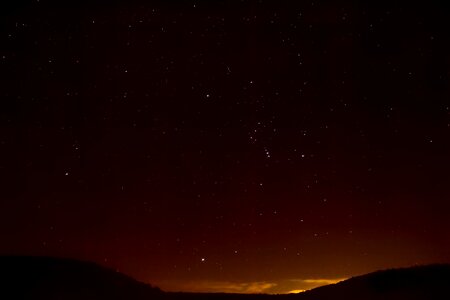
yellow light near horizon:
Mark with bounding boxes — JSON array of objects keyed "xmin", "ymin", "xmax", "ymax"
[
  {"xmin": 288, "ymin": 289, "xmax": 306, "ymax": 294},
  {"xmin": 303, "ymin": 278, "xmax": 346, "ymax": 284},
  {"xmin": 285, "ymin": 278, "xmax": 346, "ymax": 294}
]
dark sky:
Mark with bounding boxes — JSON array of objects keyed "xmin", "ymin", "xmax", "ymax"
[{"xmin": 1, "ymin": 0, "xmax": 450, "ymax": 294}]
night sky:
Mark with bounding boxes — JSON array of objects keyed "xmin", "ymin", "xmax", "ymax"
[{"xmin": 1, "ymin": 0, "xmax": 450, "ymax": 294}]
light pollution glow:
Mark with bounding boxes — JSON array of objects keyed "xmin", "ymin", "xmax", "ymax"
[{"xmin": 151, "ymin": 278, "xmax": 346, "ymax": 294}]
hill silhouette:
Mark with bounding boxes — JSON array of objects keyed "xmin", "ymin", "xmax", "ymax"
[
  {"xmin": 0, "ymin": 256, "xmax": 449, "ymax": 299},
  {"xmin": 289, "ymin": 264, "xmax": 450, "ymax": 300},
  {"xmin": 0, "ymin": 256, "xmax": 161, "ymax": 299}
]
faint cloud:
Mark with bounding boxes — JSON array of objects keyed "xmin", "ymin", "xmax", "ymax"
[
  {"xmin": 302, "ymin": 278, "xmax": 345, "ymax": 284},
  {"xmin": 153, "ymin": 277, "xmax": 346, "ymax": 294},
  {"xmin": 287, "ymin": 277, "xmax": 346, "ymax": 292},
  {"xmin": 154, "ymin": 280, "xmax": 277, "ymax": 294},
  {"xmin": 201, "ymin": 281, "xmax": 277, "ymax": 293},
  {"xmin": 243, "ymin": 282, "xmax": 278, "ymax": 293}
]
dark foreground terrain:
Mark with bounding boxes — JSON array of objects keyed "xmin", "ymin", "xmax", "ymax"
[{"xmin": 0, "ymin": 256, "xmax": 449, "ymax": 300}]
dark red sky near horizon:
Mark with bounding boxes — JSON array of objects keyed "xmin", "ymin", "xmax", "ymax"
[{"xmin": 1, "ymin": 0, "xmax": 450, "ymax": 294}]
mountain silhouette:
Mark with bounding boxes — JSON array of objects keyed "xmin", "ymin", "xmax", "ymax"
[{"xmin": 0, "ymin": 256, "xmax": 449, "ymax": 299}]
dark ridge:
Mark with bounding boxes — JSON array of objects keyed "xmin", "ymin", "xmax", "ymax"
[
  {"xmin": 288, "ymin": 264, "xmax": 450, "ymax": 300},
  {"xmin": 0, "ymin": 255, "xmax": 161, "ymax": 299}
]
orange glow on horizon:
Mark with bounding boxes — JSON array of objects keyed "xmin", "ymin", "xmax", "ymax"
[{"xmin": 150, "ymin": 277, "xmax": 347, "ymax": 294}]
